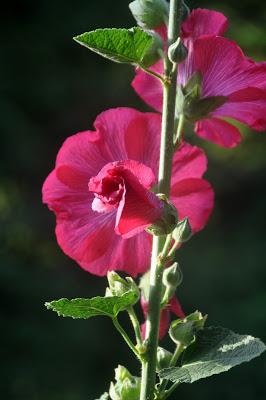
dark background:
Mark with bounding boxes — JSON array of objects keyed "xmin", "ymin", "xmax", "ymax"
[{"xmin": 1, "ymin": 0, "xmax": 266, "ymax": 399}]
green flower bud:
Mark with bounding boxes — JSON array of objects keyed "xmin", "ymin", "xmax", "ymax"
[
  {"xmin": 169, "ymin": 311, "xmax": 207, "ymax": 347},
  {"xmin": 172, "ymin": 217, "xmax": 192, "ymax": 244},
  {"xmin": 107, "ymin": 272, "xmax": 140, "ymax": 300},
  {"xmin": 129, "ymin": 0, "xmax": 169, "ymax": 29},
  {"xmin": 168, "ymin": 37, "xmax": 188, "ymax": 64},
  {"xmin": 157, "ymin": 347, "xmax": 173, "ymax": 371},
  {"xmin": 109, "ymin": 366, "xmax": 140, "ymax": 400},
  {"xmin": 161, "ymin": 262, "xmax": 183, "ymax": 306},
  {"xmin": 146, "ymin": 194, "xmax": 178, "ymax": 236}
]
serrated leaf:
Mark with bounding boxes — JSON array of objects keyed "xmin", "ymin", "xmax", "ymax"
[
  {"xmin": 159, "ymin": 326, "xmax": 265, "ymax": 383},
  {"xmin": 74, "ymin": 27, "xmax": 157, "ymax": 67},
  {"xmin": 45, "ymin": 291, "xmax": 138, "ymax": 319}
]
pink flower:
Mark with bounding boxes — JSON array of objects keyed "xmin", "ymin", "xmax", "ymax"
[
  {"xmin": 141, "ymin": 295, "xmax": 185, "ymax": 340},
  {"xmin": 43, "ymin": 108, "xmax": 214, "ymax": 276},
  {"xmin": 132, "ymin": 9, "xmax": 266, "ymax": 148}
]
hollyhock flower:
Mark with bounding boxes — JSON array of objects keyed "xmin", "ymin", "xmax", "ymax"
[
  {"xmin": 141, "ymin": 295, "xmax": 185, "ymax": 340},
  {"xmin": 132, "ymin": 8, "xmax": 266, "ymax": 148},
  {"xmin": 43, "ymin": 107, "xmax": 214, "ymax": 276}
]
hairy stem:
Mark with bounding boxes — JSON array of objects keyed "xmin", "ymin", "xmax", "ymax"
[
  {"xmin": 140, "ymin": 1, "xmax": 182, "ymax": 399},
  {"xmin": 127, "ymin": 306, "xmax": 143, "ymax": 347}
]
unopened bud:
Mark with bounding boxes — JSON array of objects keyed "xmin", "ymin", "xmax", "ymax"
[
  {"xmin": 169, "ymin": 310, "xmax": 207, "ymax": 347},
  {"xmin": 157, "ymin": 347, "xmax": 173, "ymax": 371},
  {"xmin": 129, "ymin": 0, "xmax": 169, "ymax": 29},
  {"xmin": 161, "ymin": 262, "xmax": 183, "ymax": 306},
  {"xmin": 107, "ymin": 272, "xmax": 140, "ymax": 300},
  {"xmin": 109, "ymin": 365, "xmax": 140, "ymax": 400},
  {"xmin": 172, "ymin": 217, "xmax": 192, "ymax": 244},
  {"xmin": 146, "ymin": 194, "xmax": 178, "ymax": 236},
  {"xmin": 168, "ymin": 37, "xmax": 188, "ymax": 64}
]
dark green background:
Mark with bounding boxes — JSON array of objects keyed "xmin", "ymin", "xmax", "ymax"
[{"xmin": 1, "ymin": 0, "xmax": 265, "ymax": 399}]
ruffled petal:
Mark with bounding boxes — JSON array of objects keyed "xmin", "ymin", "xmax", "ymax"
[
  {"xmin": 181, "ymin": 8, "xmax": 228, "ymax": 40},
  {"xmin": 213, "ymin": 87, "xmax": 266, "ymax": 131},
  {"xmin": 114, "ymin": 161, "xmax": 163, "ymax": 238},
  {"xmin": 171, "ymin": 178, "xmax": 214, "ymax": 233},
  {"xmin": 131, "ymin": 61, "xmax": 164, "ymax": 112},
  {"xmin": 195, "ymin": 117, "xmax": 242, "ymax": 148}
]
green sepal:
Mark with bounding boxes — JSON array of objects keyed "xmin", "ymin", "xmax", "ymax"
[
  {"xmin": 45, "ymin": 291, "xmax": 138, "ymax": 319},
  {"xmin": 74, "ymin": 27, "xmax": 161, "ymax": 68},
  {"xmin": 169, "ymin": 311, "xmax": 207, "ymax": 347},
  {"xmin": 109, "ymin": 365, "xmax": 140, "ymax": 400},
  {"xmin": 129, "ymin": 0, "xmax": 169, "ymax": 29},
  {"xmin": 184, "ymin": 95, "xmax": 227, "ymax": 122},
  {"xmin": 160, "ymin": 326, "xmax": 266, "ymax": 383}
]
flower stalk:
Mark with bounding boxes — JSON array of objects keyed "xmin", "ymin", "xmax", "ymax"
[{"xmin": 140, "ymin": 1, "xmax": 182, "ymax": 399}]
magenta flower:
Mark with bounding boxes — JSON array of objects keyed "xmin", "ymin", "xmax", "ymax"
[
  {"xmin": 141, "ymin": 295, "xmax": 185, "ymax": 340},
  {"xmin": 43, "ymin": 108, "xmax": 214, "ymax": 276},
  {"xmin": 132, "ymin": 9, "xmax": 266, "ymax": 148}
]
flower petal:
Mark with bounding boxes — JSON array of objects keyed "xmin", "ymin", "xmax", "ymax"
[
  {"xmin": 187, "ymin": 36, "xmax": 266, "ymax": 98},
  {"xmin": 181, "ymin": 8, "xmax": 228, "ymax": 40},
  {"xmin": 213, "ymin": 87, "xmax": 266, "ymax": 131},
  {"xmin": 171, "ymin": 142, "xmax": 208, "ymax": 185},
  {"xmin": 169, "ymin": 296, "xmax": 185, "ymax": 319},
  {"xmin": 171, "ymin": 178, "xmax": 214, "ymax": 232},
  {"xmin": 114, "ymin": 161, "xmax": 163, "ymax": 238},
  {"xmin": 131, "ymin": 61, "xmax": 163, "ymax": 112},
  {"xmin": 195, "ymin": 117, "xmax": 242, "ymax": 148}
]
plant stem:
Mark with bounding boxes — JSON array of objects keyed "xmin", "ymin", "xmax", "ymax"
[
  {"xmin": 127, "ymin": 306, "xmax": 143, "ymax": 347},
  {"xmin": 158, "ymin": 343, "xmax": 184, "ymax": 395},
  {"xmin": 140, "ymin": 2, "xmax": 182, "ymax": 399},
  {"xmin": 163, "ymin": 381, "xmax": 181, "ymax": 400},
  {"xmin": 112, "ymin": 317, "xmax": 140, "ymax": 360}
]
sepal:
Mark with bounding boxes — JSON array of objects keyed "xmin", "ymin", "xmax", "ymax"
[
  {"xmin": 109, "ymin": 365, "xmax": 140, "ymax": 400},
  {"xmin": 129, "ymin": 0, "xmax": 169, "ymax": 29},
  {"xmin": 146, "ymin": 194, "xmax": 178, "ymax": 236},
  {"xmin": 169, "ymin": 310, "xmax": 207, "ymax": 347}
]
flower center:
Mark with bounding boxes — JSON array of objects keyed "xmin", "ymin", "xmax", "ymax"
[{"xmin": 89, "ymin": 173, "xmax": 125, "ymax": 213}]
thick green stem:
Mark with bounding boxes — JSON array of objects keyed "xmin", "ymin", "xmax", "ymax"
[{"xmin": 140, "ymin": 1, "xmax": 182, "ymax": 399}]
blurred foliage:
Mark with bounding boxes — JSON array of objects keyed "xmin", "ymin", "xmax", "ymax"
[{"xmin": 0, "ymin": 0, "xmax": 265, "ymax": 399}]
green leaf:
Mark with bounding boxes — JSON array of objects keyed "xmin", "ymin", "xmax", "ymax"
[
  {"xmin": 74, "ymin": 27, "xmax": 158, "ymax": 68},
  {"xmin": 45, "ymin": 291, "xmax": 138, "ymax": 319},
  {"xmin": 159, "ymin": 326, "xmax": 266, "ymax": 383}
]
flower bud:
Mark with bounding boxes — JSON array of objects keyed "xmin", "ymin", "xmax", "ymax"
[
  {"xmin": 161, "ymin": 262, "xmax": 183, "ymax": 306},
  {"xmin": 129, "ymin": 0, "xmax": 169, "ymax": 29},
  {"xmin": 107, "ymin": 272, "xmax": 140, "ymax": 300},
  {"xmin": 168, "ymin": 37, "xmax": 188, "ymax": 64},
  {"xmin": 169, "ymin": 311, "xmax": 207, "ymax": 347},
  {"xmin": 146, "ymin": 194, "xmax": 178, "ymax": 236},
  {"xmin": 156, "ymin": 347, "xmax": 173, "ymax": 371},
  {"xmin": 172, "ymin": 217, "xmax": 192, "ymax": 243},
  {"xmin": 109, "ymin": 365, "xmax": 140, "ymax": 400}
]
